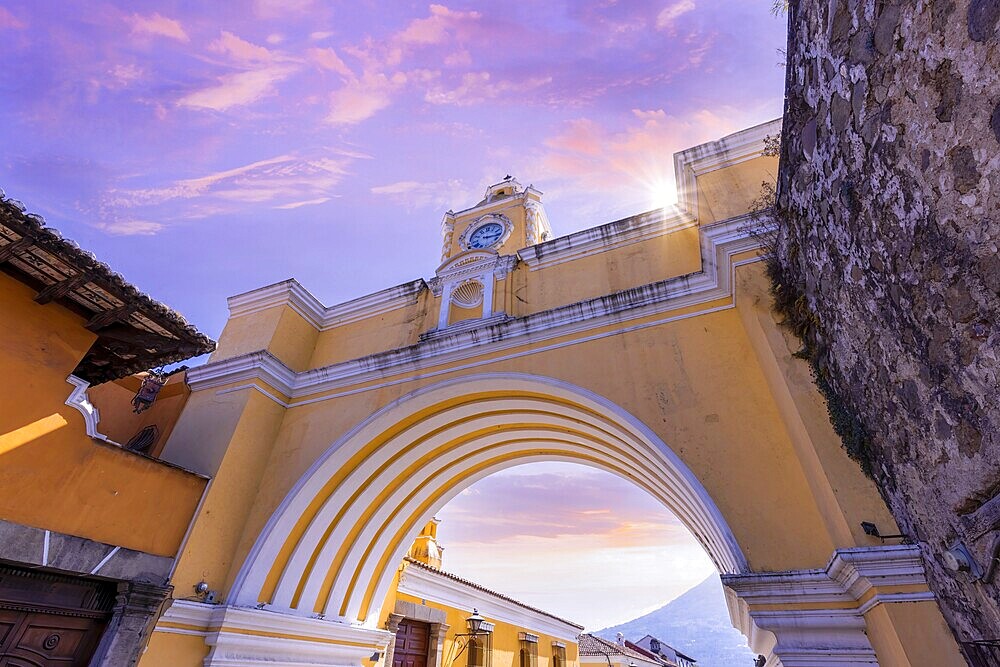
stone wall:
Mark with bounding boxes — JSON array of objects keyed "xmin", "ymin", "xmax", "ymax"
[{"xmin": 774, "ymin": 0, "xmax": 1000, "ymax": 657}]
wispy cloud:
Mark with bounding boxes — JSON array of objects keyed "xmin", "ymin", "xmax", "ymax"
[
  {"xmin": 274, "ymin": 197, "xmax": 333, "ymax": 209},
  {"xmin": 91, "ymin": 219, "xmax": 164, "ymax": 236},
  {"xmin": 178, "ymin": 65, "xmax": 296, "ymax": 111},
  {"xmin": 0, "ymin": 6, "xmax": 26, "ymax": 30},
  {"xmin": 655, "ymin": 0, "xmax": 696, "ymax": 34},
  {"xmin": 254, "ymin": 0, "xmax": 314, "ymax": 19},
  {"xmin": 127, "ymin": 12, "xmax": 189, "ymax": 42},
  {"xmin": 326, "ymin": 72, "xmax": 402, "ymax": 124},
  {"xmin": 308, "ymin": 47, "xmax": 353, "ymax": 77},
  {"xmin": 370, "ymin": 179, "xmax": 473, "ymax": 211},
  {"xmin": 425, "ymin": 71, "xmax": 551, "ymax": 106},
  {"xmin": 209, "ymin": 31, "xmax": 275, "ymax": 63},
  {"xmin": 105, "ymin": 150, "xmax": 368, "ymax": 224},
  {"xmin": 395, "ymin": 4, "xmax": 481, "ymax": 48}
]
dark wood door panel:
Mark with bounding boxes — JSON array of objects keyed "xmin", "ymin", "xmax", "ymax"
[
  {"xmin": 394, "ymin": 619, "xmax": 430, "ymax": 667},
  {"xmin": 0, "ymin": 565, "xmax": 114, "ymax": 666}
]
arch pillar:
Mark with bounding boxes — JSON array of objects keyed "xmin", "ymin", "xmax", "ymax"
[{"xmin": 723, "ymin": 544, "xmax": 945, "ymax": 666}]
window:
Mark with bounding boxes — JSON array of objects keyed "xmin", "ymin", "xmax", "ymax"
[
  {"xmin": 468, "ymin": 637, "xmax": 485, "ymax": 667},
  {"xmin": 552, "ymin": 642, "xmax": 566, "ymax": 667},
  {"xmin": 519, "ymin": 633, "xmax": 538, "ymax": 667}
]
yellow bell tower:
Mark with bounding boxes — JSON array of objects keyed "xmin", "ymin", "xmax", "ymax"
[
  {"xmin": 407, "ymin": 518, "xmax": 444, "ymax": 569},
  {"xmin": 431, "ymin": 177, "xmax": 551, "ymax": 332},
  {"xmin": 439, "ymin": 176, "xmax": 551, "ymax": 262}
]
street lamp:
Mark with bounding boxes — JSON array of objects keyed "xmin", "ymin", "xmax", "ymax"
[{"xmin": 466, "ymin": 609, "xmax": 486, "ymax": 635}]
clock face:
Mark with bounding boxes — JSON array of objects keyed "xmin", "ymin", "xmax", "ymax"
[{"xmin": 467, "ymin": 221, "xmax": 505, "ymax": 249}]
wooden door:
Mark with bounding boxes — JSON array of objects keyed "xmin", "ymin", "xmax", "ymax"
[
  {"xmin": 0, "ymin": 610, "xmax": 106, "ymax": 666},
  {"xmin": 0, "ymin": 565, "xmax": 114, "ymax": 666},
  {"xmin": 393, "ymin": 619, "xmax": 430, "ymax": 667}
]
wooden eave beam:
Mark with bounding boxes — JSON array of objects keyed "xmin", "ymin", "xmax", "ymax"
[
  {"xmin": 0, "ymin": 236, "xmax": 33, "ymax": 263},
  {"xmin": 86, "ymin": 303, "xmax": 139, "ymax": 331},
  {"xmin": 34, "ymin": 272, "xmax": 91, "ymax": 305}
]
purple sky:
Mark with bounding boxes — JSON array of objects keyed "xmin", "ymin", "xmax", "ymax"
[
  {"xmin": 1, "ymin": 2, "xmax": 786, "ymax": 627},
  {"xmin": 436, "ymin": 462, "xmax": 716, "ymax": 630}
]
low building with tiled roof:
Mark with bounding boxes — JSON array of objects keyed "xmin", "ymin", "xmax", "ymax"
[
  {"xmin": 577, "ymin": 633, "xmax": 664, "ymax": 667},
  {"xmin": 633, "ymin": 635, "xmax": 696, "ymax": 667}
]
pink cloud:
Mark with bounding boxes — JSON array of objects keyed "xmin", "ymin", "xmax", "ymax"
[
  {"xmin": 308, "ymin": 47, "xmax": 353, "ymax": 77},
  {"xmin": 92, "ymin": 219, "xmax": 164, "ymax": 236},
  {"xmin": 127, "ymin": 12, "xmax": 189, "ymax": 42},
  {"xmin": 0, "ymin": 6, "xmax": 26, "ymax": 30},
  {"xmin": 443, "ymin": 49, "xmax": 472, "ymax": 67},
  {"xmin": 178, "ymin": 66, "xmax": 295, "ymax": 111},
  {"xmin": 544, "ymin": 118, "xmax": 605, "ymax": 156},
  {"xmin": 396, "ymin": 4, "xmax": 481, "ymax": 47},
  {"xmin": 273, "ymin": 197, "xmax": 334, "ymax": 209},
  {"xmin": 254, "ymin": 0, "xmax": 314, "ymax": 19},
  {"xmin": 655, "ymin": 0, "xmax": 696, "ymax": 34},
  {"xmin": 209, "ymin": 31, "xmax": 274, "ymax": 63},
  {"xmin": 537, "ymin": 106, "xmax": 746, "ymax": 215},
  {"xmin": 425, "ymin": 71, "xmax": 551, "ymax": 106},
  {"xmin": 326, "ymin": 72, "xmax": 404, "ymax": 125},
  {"xmin": 370, "ymin": 178, "xmax": 474, "ymax": 211},
  {"xmin": 105, "ymin": 150, "xmax": 367, "ymax": 222}
]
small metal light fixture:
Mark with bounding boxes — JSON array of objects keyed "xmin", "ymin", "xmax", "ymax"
[
  {"xmin": 132, "ymin": 370, "xmax": 168, "ymax": 414},
  {"xmin": 194, "ymin": 581, "xmax": 210, "ymax": 596},
  {"xmin": 466, "ymin": 608, "xmax": 486, "ymax": 635},
  {"xmin": 628, "ymin": 661, "xmax": 638, "ymax": 667},
  {"xmin": 860, "ymin": 521, "xmax": 906, "ymax": 542}
]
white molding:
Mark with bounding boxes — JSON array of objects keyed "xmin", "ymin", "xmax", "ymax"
[
  {"xmin": 674, "ymin": 118, "xmax": 782, "ymax": 220},
  {"xmin": 227, "ymin": 278, "xmax": 427, "ymax": 331},
  {"xmin": 64, "ymin": 375, "xmax": 112, "ymax": 443},
  {"xmin": 397, "ymin": 562, "xmax": 582, "ymax": 643},
  {"xmin": 156, "ymin": 601, "xmax": 393, "ymax": 666},
  {"xmin": 188, "ymin": 216, "xmax": 765, "ymax": 401},
  {"xmin": 722, "ymin": 545, "xmax": 934, "ymax": 667},
  {"xmin": 722, "ymin": 545, "xmax": 930, "ymax": 606}
]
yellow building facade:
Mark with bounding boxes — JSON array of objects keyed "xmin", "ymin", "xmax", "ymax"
[
  {"xmin": 136, "ymin": 120, "xmax": 965, "ymax": 667},
  {"xmin": 0, "ymin": 200, "xmax": 214, "ymax": 665}
]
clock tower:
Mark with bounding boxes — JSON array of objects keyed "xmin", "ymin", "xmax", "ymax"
[{"xmin": 429, "ymin": 176, "xmax": 551, "ymax": 332}]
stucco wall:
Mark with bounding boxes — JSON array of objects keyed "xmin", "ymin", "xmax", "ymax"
[
  {"xmin": 0, "ymin": 272, "xmax": 208, "ymax": 557},
  {"xmin": 774, "ymin": 0, "xmax": 1000, "ymax": 653}
]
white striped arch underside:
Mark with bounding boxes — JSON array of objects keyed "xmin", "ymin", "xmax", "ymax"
[{"xmin": 229, "ymin": 373, "xmax": 748, "ymax": 626}]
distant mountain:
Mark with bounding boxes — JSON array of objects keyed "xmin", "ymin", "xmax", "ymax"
[{"xmin": 595, "ymin": 575, "xmax": 756, "ymax": 667}]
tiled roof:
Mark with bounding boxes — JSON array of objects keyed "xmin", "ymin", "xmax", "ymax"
[
  {"xmin": 623, "ymin": 641, "xmax": 665, "ymax": 663},
  {"xmin": 577, "ymin": 634, "xmax": 663, "ymax": 663},
  {"xmin": 403, "ymin": 558, "xmax": 584, "ymax": 630},
  {"xmin": 0, "ymin": 193, "xmax": 215, "ymax": 383},
  {"xmin": 636, "ymin": 635, "xmax": 695, "ymax": 663}
]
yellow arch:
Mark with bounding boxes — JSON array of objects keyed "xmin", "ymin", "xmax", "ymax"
[{"xmin": 229, "ymin": 373, "xmax": 747, "ymax": 626}]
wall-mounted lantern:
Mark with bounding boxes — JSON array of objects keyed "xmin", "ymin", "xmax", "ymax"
[
  {"xmin": 466, "ymin": 609, "xmax": 486, "ymax": 635},
  {"xmin": 132, "ymin": 371, "xmax": 168, "ymax": 413}
]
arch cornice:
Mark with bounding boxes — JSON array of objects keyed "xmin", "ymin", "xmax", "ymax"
[
  {"xmin": 228, "ymin": 373, "xmax": 748, "ymax": 627},
  {"xmin": 187, "ymin": 215, "xmax": 768, "ymax": 404}
]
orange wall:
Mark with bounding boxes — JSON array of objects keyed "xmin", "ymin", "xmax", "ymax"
[
  {"xmin": 89, "ymin": 373, "xmax": 191, "ymax": 457},
  {"xmin": 0, "ymin": 273, "xmax": 207, "ymax": 557}
]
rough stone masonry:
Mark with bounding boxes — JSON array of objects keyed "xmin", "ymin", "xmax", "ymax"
[{"xmin": 774, "ymin": 0, "xmax": 1000, "ymax": 659}]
